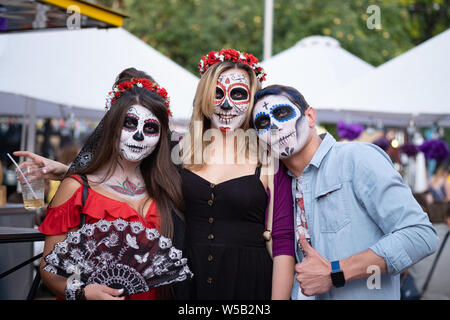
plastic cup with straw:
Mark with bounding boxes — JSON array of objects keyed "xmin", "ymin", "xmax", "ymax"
[{"xmin": 7, "ymin": 153, "xmax": 45, "ymax": 210}]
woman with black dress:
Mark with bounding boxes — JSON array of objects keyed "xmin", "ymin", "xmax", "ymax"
[{"xmin": 178, "ymin": 49, "xmax": 295, "ymax": 299}]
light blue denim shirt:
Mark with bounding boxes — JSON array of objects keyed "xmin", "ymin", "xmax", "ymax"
[{"xmin": 289, "ymin": 133, "xmax": 439, "ymax": 300}]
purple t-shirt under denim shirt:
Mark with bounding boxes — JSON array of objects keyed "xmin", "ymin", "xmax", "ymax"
[{"xmin": 266, "ymin": 162, "xmax": 295, "ymax": 258}]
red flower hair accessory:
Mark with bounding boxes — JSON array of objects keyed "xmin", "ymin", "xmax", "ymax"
[
  {"xmin": 198, "ymin": 48, "xmax": 267, "ymax": 82},
  {"xmin": 105, "ymin": 78, "xmax": 172, "ymax": 116}
]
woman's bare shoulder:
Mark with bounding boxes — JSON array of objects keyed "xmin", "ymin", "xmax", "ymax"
[{"xmin": 50, "ymin": 176, "xmax": 83, "ymax": 207}]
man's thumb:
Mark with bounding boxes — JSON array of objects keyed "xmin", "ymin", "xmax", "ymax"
[{"xmin": 299, "ymin": 233, "xmax": 314, "ymax": 255}]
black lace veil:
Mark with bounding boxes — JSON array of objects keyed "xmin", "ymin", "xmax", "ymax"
[{"xmin": 67, "ymin": 118, "xmax": 104, "ymax": 174}]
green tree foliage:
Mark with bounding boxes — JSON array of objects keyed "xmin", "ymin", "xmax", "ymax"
[
  {"xmin": 399, "ymin": 0, "xmax": 450, "ymax": 44},
  {"xmin": 95, "ymin": 0, "xmax": 449, "ymax": 75},
  {"xmin": 103, "ymin": 0, "xmax": 264, "ymax": 74}
]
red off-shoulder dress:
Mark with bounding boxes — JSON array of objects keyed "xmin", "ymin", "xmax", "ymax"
[{"xmin": 39, "ymin": 175, "xmax": 161, "ymax": 300}]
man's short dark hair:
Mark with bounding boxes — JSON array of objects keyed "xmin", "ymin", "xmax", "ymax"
[{"xmin": 254, "ymin": 84, "xmax": 310, "ymax": 115}]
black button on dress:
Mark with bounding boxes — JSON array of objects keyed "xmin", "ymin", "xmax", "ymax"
[{"xmin": 180, "ymin": 167, "xmax": 272, "ymax": 300}]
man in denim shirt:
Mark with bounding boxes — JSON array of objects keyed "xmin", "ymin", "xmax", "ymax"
[{"xmin": 252, "ymin": 85, "xmax": 439, "ymax": 299}]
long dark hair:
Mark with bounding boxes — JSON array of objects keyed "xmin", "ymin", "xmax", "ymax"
[{"xmin": 74, "ymin": 68, "xmax": 184, "ymax": 239}]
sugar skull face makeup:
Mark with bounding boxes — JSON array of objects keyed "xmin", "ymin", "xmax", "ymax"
[
  {"xmin": 211, "ymin": 68, "xmax": 250, "ymax": 132},
  {"xmin": 119, "ymin": 105, "xmax": 160, "ymax": 162},
  {"xmin": 253, "ymin": 95, "xmax": 310, "ymax": 159}
]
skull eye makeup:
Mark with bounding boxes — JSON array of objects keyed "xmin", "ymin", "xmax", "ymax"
[
  {"xmin": 123, "ymin": 114, "xmax": 139, "ymax": 132},
  {"xmin": 270, "ymin": 104, "xmax": 297, "ymax": 122},
  {"xmin": 230, "ymin": 87, "xmax": 248, "ymax": 101},
  {"xmin": 254, "ymin": 112, "xmax": 271, "ymax": 133},
  {"xmin": 143, "ymin": 119, "xmax": 160, "ymax": 136},
  {"xmin": 227, "ymin": 83, "xmax": 250, "ymax": 105},
  {"xmin": 215, "ymin": 87, "xmax": 224, "ymax": 100}
]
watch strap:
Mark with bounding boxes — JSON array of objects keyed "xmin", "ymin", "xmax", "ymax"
[
  {"xmin": 330, "ymin": 260, "xmax": 345, "ymax": 288},
  {"xmin": 331, "ymin": 260, "xmax": 341, "ymax": 272}
]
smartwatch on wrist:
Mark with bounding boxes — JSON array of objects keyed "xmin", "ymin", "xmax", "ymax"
[{"xmin": 330, "ymin": 260, "xmax": 345, "ymax": 288}]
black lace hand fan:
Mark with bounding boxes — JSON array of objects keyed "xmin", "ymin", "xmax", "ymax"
[{"xmin": 43, "ymin": 218, "xmax": 193, "ymax": 296}]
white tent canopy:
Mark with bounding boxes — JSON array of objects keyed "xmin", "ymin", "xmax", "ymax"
[
  {"xmin": 319, "ymin": 29, "xmax": 450, "ymax": 127},
  {"xmin": 0, "ymin": 27, "xmax": 199, "ymax": 121},
  {"xmin": 261, "ymin": 35, "xmax": 375, "ymax": 120}
]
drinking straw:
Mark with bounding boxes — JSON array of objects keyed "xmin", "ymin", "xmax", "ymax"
[{"xmin": 7, "ymin": 153, "xmax": 38, "ymax": 200}]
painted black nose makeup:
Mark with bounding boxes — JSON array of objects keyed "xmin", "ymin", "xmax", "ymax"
[
  {"xmin": 271, "ymin": 123, "xmax": 279, "ymax": 130},
  {"xmin": 220, "ymin": 100, "xmax": 232, "ymax": 111},
  {"xmin": 133, "ymin": 131, "xmax": 144, "ymax": 141}
]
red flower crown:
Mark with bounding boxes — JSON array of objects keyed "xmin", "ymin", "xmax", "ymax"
[
  {"xmin": 105, "ymin": 78, "xmax": 172, "ymax": 116},
  {"xmin": 198, "ymin": 48, "xmax": 267, "ymax": 82}
]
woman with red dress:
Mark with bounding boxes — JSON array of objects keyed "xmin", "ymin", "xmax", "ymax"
[{"xmin": 36, "ymin": 68, "xmax": 185, "ymax": 300}]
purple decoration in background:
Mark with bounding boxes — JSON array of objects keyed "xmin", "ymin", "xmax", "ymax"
[
  {"xmin": 0, "ymin": 18, "xmax": 7, "ymax": 31},
  {"xmin": 372, "ymin": 137, "xmax": 390, "ymax": 152},
  {"xmin": 400, "ymin": 143, "xmax": 419, "ymax": 158},
  {"xmin": 418, "ymin": 139, "xmax": 449, "ymax": 162},
  {"xmin": 336, "ymin": 121, "xmax": 364, "ymax": 141}
]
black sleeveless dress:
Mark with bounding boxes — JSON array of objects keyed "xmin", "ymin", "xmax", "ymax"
[{"xmin": 180, "ymin": 166, "xmax": 272, "ymax": 300}]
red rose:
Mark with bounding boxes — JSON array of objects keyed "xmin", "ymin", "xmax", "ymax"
[
  {"xmin": 224, "ymin": 49, "xmax": 240, "ymax": 60},
  {"xmin": 207, "ymin": 51, "xmax": 216, "ymax": 61},
  {"xmin": 119, "ymin": 82, "xmax": 131, "ymax": 90},
  {"xmin": 221, "ymin": 49, "xmax": 233, "ymax": 60},
  {"xmin": 207, "ymin": 55, "xmax": 217, "ymax": 66},
  {"xmin": 246, "ymin": 53, "xmax": 258, "ymax": 65},
  {"xmin": 159, "ymin": 88, "xmax": 168, "ymax": 98}
]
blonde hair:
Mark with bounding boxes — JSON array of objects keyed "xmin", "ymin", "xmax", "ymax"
[{"xmin": 182, "ymin": 62, "xmax": 262, "ymax": 170}]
